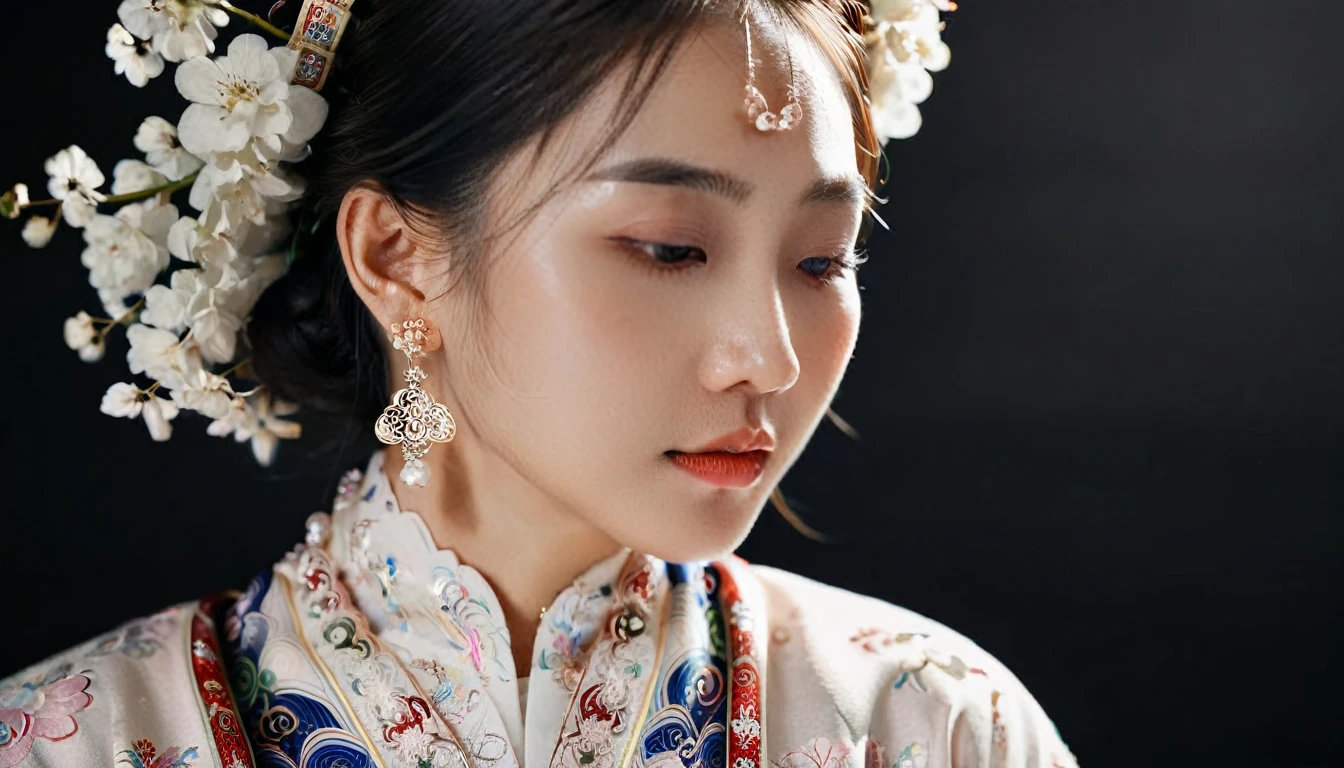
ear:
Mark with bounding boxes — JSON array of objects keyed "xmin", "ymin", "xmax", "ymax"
[{"xmin": 336, "ymin": 186, "xmax": 442, "ymax": 352}]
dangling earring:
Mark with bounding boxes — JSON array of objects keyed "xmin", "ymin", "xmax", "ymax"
[
  {"xmin": 742, "ymin": 13, "xmax": 803, "ymax": 132},
  {"xmin": 375, "ymin": 318, "xmax": 457, "ymax": 488}
]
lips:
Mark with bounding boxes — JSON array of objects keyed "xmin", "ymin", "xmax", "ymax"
[
  {"xmin": 684, "ymin": 426, "xmax": 776, "ymax": 454},
  {"xmin": 665, "ymin": 449, "xmax": 769, "ymax": 488}
]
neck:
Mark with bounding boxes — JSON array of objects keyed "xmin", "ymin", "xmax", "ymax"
[{"xmin": 382, "ymin": 446, "xmax": 623, "ymax": 675}]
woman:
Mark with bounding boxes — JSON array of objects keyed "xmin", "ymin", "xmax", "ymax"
[{"xmin": 1, "ymin": 1, "xmax": 1077, "ymax": 767}]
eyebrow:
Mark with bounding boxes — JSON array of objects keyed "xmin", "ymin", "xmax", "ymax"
[{"xmin": 585, "ymin": 157, "xmax": 867, "ymax": 208}]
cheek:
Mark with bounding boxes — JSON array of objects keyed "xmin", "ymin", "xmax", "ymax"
[
  {"xmin": 473, "ymin": 232, "xmax": 672, "ymax": 456},
  {"xmin": 792, "ymin": 282, "xmax": 862, "ymax": 396}
]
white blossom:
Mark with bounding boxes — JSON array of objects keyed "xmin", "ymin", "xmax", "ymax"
[
  {"xmin": 171, "ymin": 368, "xmax": 234, "ymax": 420},
  {"xmin": 168, "ymin": 214, "xmax": 241, "ymax": 273},
  {"xmin": 44, "ymin": 145, "xmax": 106, "ymax": 228},
  {"xmin": 112, "ymin": 159, "xmax": 168, "ymax": 196},
  {"xmin": 63, "ymin": 312, "xmax": 96, "ymax": 349},
  {"xmin": 866, "ymin": 0, "xmax": 951, "ymax": 143},
  {"xmin": 64, "ymin": 311, "xmax": 106, "ymax": 362},
  {"xmin": 22, "ymin": 216, "xmax": 58, "ymax": 248},
  {"xmin": 140, "ymin": 283, "xmax": 187, "ymax": 332},
  {"xmin": 190, "ymin": 157, "xmax": 302, "ymax": 234},
  {"xmin": 117, "ymin": 0, "xmax": 229, "ymax": 63},
  {"xmin": 208, "ymin": 391, "xmax": 301, "ymax": 466},
  {"xmin": 142, "ymin": 395, "xmax": 178, "ymax": 440},
  {"xmin": 105, "ymin": 23, "xmax": 165, "ymax": 88},
  {"xmin": 79, "ymin": 202, "xmax": 177, "ymax": 305},
  {"xmin": 100, "ymin": 382, "xmax": 144, "ymax": 418},
  {"xmin": 126, "ymin": 322, "xmax": 201, "ymax": 390},
  {"xmin": 175, "ymin": 35, "xmax": 318, "ymax": 156},
  {"xmin": 134, "ymin": 116, "xmax": 204, "ymax": 180},
  {"xmin": 2, "ymin": 183, "xmax": 29, "ymax": 220},
  {"xmin": 99, "ymin": 381, "xmax": 179, "ymax": 441},
  {"xmin": 151, "ymin": 267, "xmax": 245, "ymax": 363}
]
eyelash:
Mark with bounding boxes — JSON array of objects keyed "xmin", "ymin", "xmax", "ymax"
[{"xmin": 620, "ymin": 239, "xmax": 866, "ymax": 285}]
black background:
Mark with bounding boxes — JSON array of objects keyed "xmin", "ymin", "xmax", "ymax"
[{"xmin": 2, "ymin": 2, "xmax": 1340, "ymax": 765}]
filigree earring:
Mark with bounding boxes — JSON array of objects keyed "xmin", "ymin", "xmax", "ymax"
[
  {"xmin": 375, "ymin": 318, "xmax": 457, "ymax": 488},
  {"xmin": 742, "ymin": 13, "xmax": 803, "ymax": 132}
]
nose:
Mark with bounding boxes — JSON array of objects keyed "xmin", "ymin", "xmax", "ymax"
[{"xmin": 699, "ymin": 279, "xmax": 801, "ymax": 396}]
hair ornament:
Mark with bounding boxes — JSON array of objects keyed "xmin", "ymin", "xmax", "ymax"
[{"xmin": 861, "ymin": 0, "xmax": 956, "ymax": 143}]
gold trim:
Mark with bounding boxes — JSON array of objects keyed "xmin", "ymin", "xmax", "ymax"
[
  {"xmin": 617, "ymin": 585, "xmax": 673, "ymax": 768},
  {"xmin": 546, "ymin": 661, "xmax": 588, "ymax": 768},
  {"xmin": 277, "ymin": 572, "xmax": 390, "ymax": 768}
]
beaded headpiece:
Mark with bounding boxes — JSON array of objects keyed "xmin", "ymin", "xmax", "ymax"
[{"xmin": 0, "ymin": 0, "xmax": 953, "ymax": 465}]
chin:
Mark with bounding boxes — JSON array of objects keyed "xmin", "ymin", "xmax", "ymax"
[{"xmin": 614, "ymin": 498, "xmax": 763, "ymax": 564}]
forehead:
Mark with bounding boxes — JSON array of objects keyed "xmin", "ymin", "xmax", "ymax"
[
  {"xmin": 504, "ymin": 9, "xmax": 860, "ymax": 211},
  {"xmin": 624, "ymin": 13, "xmax": 858, "ymax": 189}
]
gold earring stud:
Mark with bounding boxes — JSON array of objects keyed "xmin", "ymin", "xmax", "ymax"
[{"xmin": 375, "ymin": 318, "xmax": 456, "ymax": 487}]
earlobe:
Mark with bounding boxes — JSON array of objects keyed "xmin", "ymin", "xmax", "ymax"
[{"xmin": 336, "ymin": 185, "xmax": 427, "ymax": 326}]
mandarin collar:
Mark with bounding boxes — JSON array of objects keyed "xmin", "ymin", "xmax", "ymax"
[{"xmin": 320, "ymin": 451, "xmax": 641, "ymax": 749}]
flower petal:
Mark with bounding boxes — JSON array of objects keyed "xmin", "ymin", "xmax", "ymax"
[{"xmin": 175, "ymin": 55, "xmax": 224, "ymax": 105}]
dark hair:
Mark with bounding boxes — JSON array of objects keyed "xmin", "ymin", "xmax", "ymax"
[{"xmin": 248, "ymin": 0, "xmax": 879, "ymax": 457}]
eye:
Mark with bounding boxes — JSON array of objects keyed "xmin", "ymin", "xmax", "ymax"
[
  {"xmin": 620, "ymin": 239, "xmax": 708, "ymax": 271},
  {"xmin": 798, "ymin": 249, "xmax": 866, "ymax": 285}
]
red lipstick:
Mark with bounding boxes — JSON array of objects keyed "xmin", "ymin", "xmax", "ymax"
[{"xmin": 666, "ymin": 427, "xmax": 774, "ymax": 488}]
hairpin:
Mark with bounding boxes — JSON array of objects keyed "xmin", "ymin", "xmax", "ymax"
[
  {"xmin": 287, "ymin": 0, "xmax": 357, "ymax": 92},
  {"xmin": 742, "ymin": 12, "xmax": 803, "ymax": 132}
]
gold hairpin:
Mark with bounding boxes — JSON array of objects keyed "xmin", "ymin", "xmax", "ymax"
[{"xmin": 287, "ymin": 0, "xmax": 357, "ymax": 92}]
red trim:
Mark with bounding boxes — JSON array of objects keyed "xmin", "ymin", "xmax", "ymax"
[
  {"xmin": 189, "ymin": 593, "xmax": 255, "ymax": 768},
  {"xmin": 717, "ymin": 558, "xmax": 765, "ymax": 768}
]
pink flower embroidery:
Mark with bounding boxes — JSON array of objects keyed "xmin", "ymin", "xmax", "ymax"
[
  {"xmin": 773, "ymin": 737, "xmax": 853, "ymax": 768},
  {"xmin": 118, "ymin": 737, "xmax": 201, "ymax": 767},
  {"xmin": 0, "ymin": 663, "xmax": 94, "ymax": 768}
]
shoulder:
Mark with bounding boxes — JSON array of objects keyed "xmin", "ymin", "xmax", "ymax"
[
  {"xmin": 0, "ymin": 595, "xmax": 244, "ymax": 768},
  {"xmin": 749, "ymin": 565, "xmax": 1080, "ymax": 768}
]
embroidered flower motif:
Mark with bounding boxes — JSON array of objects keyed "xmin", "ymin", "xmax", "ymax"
[
  {"xmin": 772, "ymin": 737, "xmax": 852, "ymax": 768},
  {"xmin": 88, "ymin": 610, "xmax": 178, "ymax": 659},
  {"xmin": 0, "ymin": 663, "xmax": 94, "ymax": 768},
  {"xmin": 729, "ymin": 599, "xmax": 755, "ymax": 632},
  {"xmin": 409, "ymin": 658, "xmax": 479, "ymax": 725},
  {"xmin": 731, "ymin": 702, "xmax": 762, "ymax": 749},
  {"xmin": 539, "ymin": 585, "xmax": 610, "ymax": 690},
  {"xmin": 556, "ymin": 714, "xmax": 617, "ymax": 768},
  {"xmin": 117, "ymin": 736, "xmax": 201, "ymax": 767},
  {"xmin": 850, "ymin": 628, "xmax": 984, "ymax": 694},
  {"xmin": 863, "ymin": 737, "xmax": 884, "ymax": 768},
  {"xmin": 894, "ymin": 743, "xmax": 928, "ymax": 768}
]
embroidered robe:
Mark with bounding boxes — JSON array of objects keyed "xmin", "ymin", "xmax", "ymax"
[{"xmin": 0, "ymin": 453, "xmax": 1079, "ymax": 768}]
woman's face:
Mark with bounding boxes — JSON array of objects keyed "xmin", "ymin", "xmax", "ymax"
[{"xmin": 429, "ymin": 14, "xmax": 864, "ymax": 563}]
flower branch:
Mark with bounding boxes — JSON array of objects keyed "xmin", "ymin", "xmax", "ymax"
[{"xmin": 212, "ymin": 1, "xmax": 290, "ymax": 42}]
